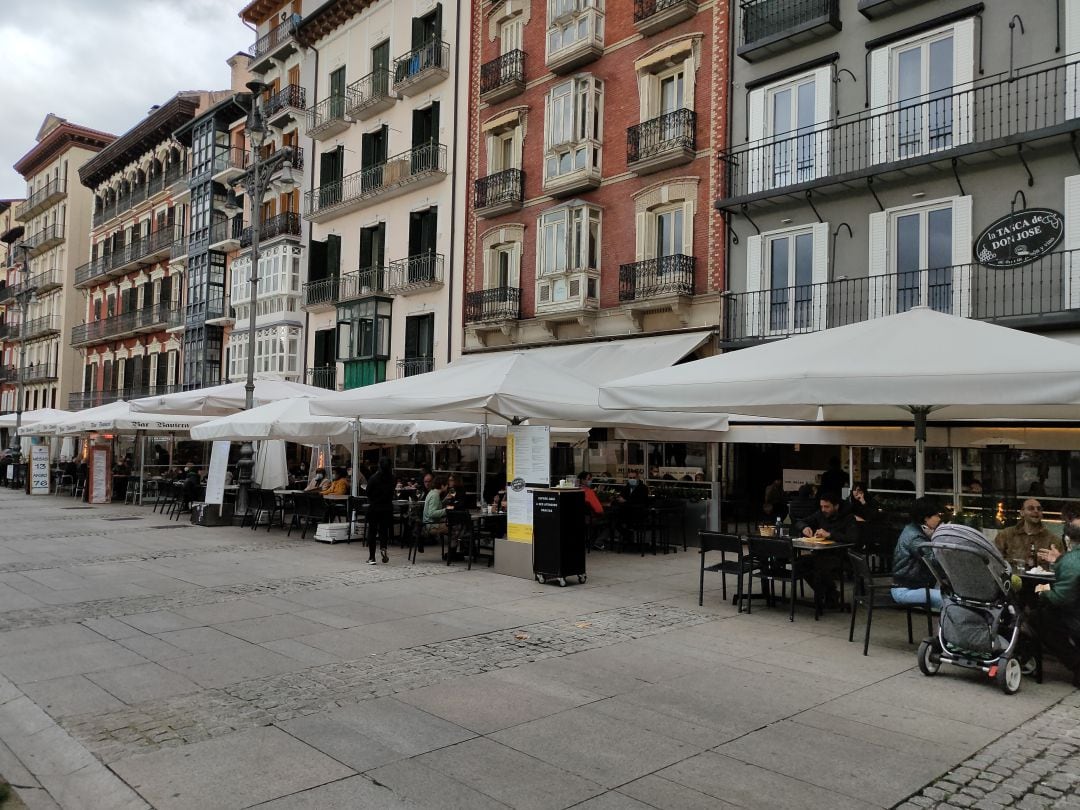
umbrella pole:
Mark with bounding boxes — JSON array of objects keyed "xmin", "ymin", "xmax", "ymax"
[
  {"xmin": 912, "ymin": 407, "xmax": 930, "ymax": 499},
  {"xmin": 139, "ymin": 432, "xmax": 146, "ymax": 505},
  {"xmin": 479, "ymin": 416, "xmax": 488, "ymax": 508},
  {"xmin": 351, "ymin": 423, "xmax": 360, "ymax": 497}
]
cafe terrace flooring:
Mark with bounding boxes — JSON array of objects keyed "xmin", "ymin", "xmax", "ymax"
[{"xmin": 0, "ymin": 488, "xmax": 1076, "ymax": 809}]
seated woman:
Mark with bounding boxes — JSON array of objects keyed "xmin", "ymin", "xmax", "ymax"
[
  {"xmin": 304, "ymin": 468, "xmax": 326, "ymax": 492},
  {"xmin": 321, "ymin": 468, "xmax": 349, "ymax": 496},
  {"xmin": 1034, "ymin": 510, "xmax": 1080, "ymax": 682},
  {"xmin": 892, "ymin": 497, "xmax": 944, "ymax": 609},
  {"xmin": 423, "ymin": 475, "xmax": 452, "ymax": 552}
]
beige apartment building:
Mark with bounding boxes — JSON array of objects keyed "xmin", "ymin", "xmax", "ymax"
[
  {"xmin": 10, "ymin": 117, "xmax": 114, "ymax": 412},
  {"xmin": 1, "ymin": 199, "xmax": 26, "ymax": 415}
]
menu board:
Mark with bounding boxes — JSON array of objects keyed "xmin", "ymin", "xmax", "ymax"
[
  {"xmin": 506, "ymin": 426, "xmax": 550, "ymax": 544},
  {"xmin": 89, "ymin": 447, "xmax": 111, "ymax": 504},
  {"xmin": 204, "ymin": 441, "xmax": 230, "ymax": 505},
  {"xmin": 30, "ymin": 446, "xmax": 50, "ymax": 495}
]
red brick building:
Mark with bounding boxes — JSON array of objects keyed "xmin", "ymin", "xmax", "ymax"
[{"xmin": 463, "ymin": 0, "xmax": 730, "ymax": 352}]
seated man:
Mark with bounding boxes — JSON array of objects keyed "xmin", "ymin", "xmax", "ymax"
[
  {"xmin": 794, "ymin": 491, "xmax": 855, "ymax": 606},
  {"xmin": 996, "ymin": 498, "xmax": 1062, "ymax": 564},
  {"xmin": 891, "ymin": 497, "xmax": 944, "ymax": 609},
  {"xmin": 1034, "ymin": 507, "xmax": 1080, "ymax": 682}
]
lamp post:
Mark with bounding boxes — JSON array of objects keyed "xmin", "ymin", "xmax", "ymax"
[
  {"xmin": 7, "ymin": 244, "xmax": 33, "ymax": 476},
  {"xmin": 229, "ymin": 80, "xmax": 300, "ymax": 504}
]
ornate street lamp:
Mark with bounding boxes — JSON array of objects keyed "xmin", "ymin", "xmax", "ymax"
[{"xmin": 232, "ymin": 80, "xmax": 300, "ymax": 501}]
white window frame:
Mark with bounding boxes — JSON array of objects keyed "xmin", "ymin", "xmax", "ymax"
[
  {"xmin": 487, "ymin": 242, "xmax": 521, "ymax": 289},
  {"xmin": 543, "ymin": 75, "xmax": 603, "ymax": 188},
  {"xmin": 487, "ymin": 126, "xmax": 521, "ymax": 174},
  {"xmin": 536, "ymin": 202, "xmax": 601, "ymax": 307},
  {"xmin": 500, "ymin": 15, "xmax": 524, "ymax": 54},
  {"xmin": 546, "ymin": 0, "xmax": 604, "ymax": 64},
  {"xmin": 745, "ymin": 223, "xmax": 829, "ymax": 337},
  {"xmin": 868, "ymin": 195, "xmax": 972, "ymax": 319},
  {"xmin": 869, "ymin": 18, "xmax": 975, "ymax": 165},
  {"xmin": 746, "ymin": 65, "xmax": 832, "ymax": 194}
]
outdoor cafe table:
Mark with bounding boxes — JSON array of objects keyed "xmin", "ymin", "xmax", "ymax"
[{"xmin": 745, "ymin": 534, "xmax": 854, "ymax": 620}]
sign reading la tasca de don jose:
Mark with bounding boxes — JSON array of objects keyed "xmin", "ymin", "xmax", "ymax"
[{"xmin": 973, "ymin": 208, "xmax": 1064, "ymax": 269}]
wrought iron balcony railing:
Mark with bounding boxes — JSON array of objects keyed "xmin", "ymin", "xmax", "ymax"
[
  {"xmin": 14, "ymin": 315, "xmax": 60, "ymax": 341},
  {"xmin": 723, "ymin": 249, "xmax": 1080, "ymax": 344},
  {"xmin": 18, "ymin": 363, "xmax": 57, "ymax": 383},
  {"xmin": 720, "ymin": 59, "xmax": 1080, "ymax": 205},
  {"xmin": 480, "ymin": 50, "xmax": 525, "ymax": 100},
  {"xmin": 67, "ymin": 385, "xmax": 183, "ymax": 411},
  {"xmin": 474, "ymin": 169, "xmax": 524, "ymax": 213},
  {"xmin": 339, "ymin": 267, "xmax": 388, "ymax": 300},
  {"xmin": 397, "ymin": 357, "xmax": 434, "ymax": 377},
  {"xmin": 265, "ymin": 84, "xmax": 307, "ymax": 119},
  {"xmin": 303, "ymin": 276, "xmax": 341, "ymax": 308},
  {"xmin": 393, "ymin": 39, "xmax": 450, "ymax": 93},
  {"xmin": 386, "ymin": 253, "xmax": 443, "ymax": 294},
  {"xmin": 634, "ymin": 0, "xmax": 697, "ymax": 24},
  {"xmin": 71, "ymin": 303, "xmax": 178, "ymax": 346},
  {"xmin": 21, "ymin": 224, "xmax": 64, "ymax": 256},
  {"xmin": 209, "ymin": 217, "xmax": 244, "ymax": 249},
  {"xmin": 465, "ymin": 287, "xmax": 521, "ymax": 323},
  {"xmin": 619, "ymin": 255, "xmax": 696, "ymax": 302},
  {"xmin": 240, "ymin": 211, "xmax": 302, "ymax": 248},
  {"xmin": 740, "ymin": 0, "xmax": 839, "ymax": 49},
  {"xmin": 347, "ymin": 69, "xmax": 394, "ymax": 117},
  {"xmin": 627, "ymin": 109, "xmax": 696, "ymax": 165},
  {"xmin": 306, "ymin": 95, "xmax": 350, "ymax": 138},
  {"xmin": 252, "ymin": 13, "xmax": 301, "ymax": 59},
  {"xmin": 305, "ymin": 142, "xmax": 447, "ymax": 219},
  {"xmin": 213, "ymin": 146, "xmax": 248, "ymax": 177},
  {"xmin": 14, "ymin": 179, "xmax": 67, "ymax": 221},
  {"xmin": 307, "ymin": 365, "xmax": 337, "ymax": 390}
]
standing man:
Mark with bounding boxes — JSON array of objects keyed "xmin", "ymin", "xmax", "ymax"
[
  {"xmin": 995, "ymin": 499, "xmax": 1062, "ymax": 564},
  {"xmin": 365, "ymin": 457, "xmax": 395, "ymax": 565}
]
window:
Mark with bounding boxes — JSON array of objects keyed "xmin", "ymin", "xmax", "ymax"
[
  {"xmin": 544, "ymin": 76, "xmax": 603, "ymax": 187},
  {"xmin": 404, "ymin": 313, "xmax": 435, "ymax": 363},
  {"xmin": 489, "ymin": 127, "xmax": 520, "ymax": 174},
  {"xmin": 500, "ymin": 15, "xmax": 524, "ymax": 53},
  {"xmin": 655, "ymin": 207, "xmax": 683, "ymax": 258},
  {"xmin": 481, "ymin": 224, "xmax": 524, "ymax": 291},
  {"xmin": 869, "ymin": 19, "xmax": 974, "ymax": 162},
  {"xmin": 337, "ymin": 298, "xmax": 391, "ymax": 360},
  {"xmin": 539, "ymin": 203, "xmax": 600, "ymax": 276},
  {"xmin": 868, "ymin": 196, "xmax": 971, "ymax": 319},
  {"xmin": 747, "ymin": 68, "xmax": 830, "ymax": 192},
  {"xmin": 744, "ymin": 223, "xmax": 828, "ymax": 336},
  {"xmin": 547, "ymin": 0, "xmax": 603, "ymax": 62}
]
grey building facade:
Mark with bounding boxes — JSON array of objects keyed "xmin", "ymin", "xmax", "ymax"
[{"xmin": 719, "ymin": 0, "xmax": 1080, "ymax": 348}]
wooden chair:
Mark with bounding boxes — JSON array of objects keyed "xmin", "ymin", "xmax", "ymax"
[{"xmin": 848, "ymin": 551, "xmax": 934, "ymax": 656}]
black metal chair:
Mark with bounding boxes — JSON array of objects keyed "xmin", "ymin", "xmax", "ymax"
[
  {"xmin": 747, "ymin": 534, "xmax": 799, "ymax": 621},
  {"xmin": 848, "ymin": 551, "xmax": 934, "ymax": 656},
  {"xmin": 288, "ymin": 493, "xmax": 328, "ymax": 539},
  {"xmin": 699, "ymin": 531, "xmax": 758, "ymax": 611},
  {"xmin": 345, "ymin": 496, "xmax": 368, "ymax": 545}
]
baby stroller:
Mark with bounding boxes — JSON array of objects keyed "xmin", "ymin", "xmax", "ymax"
[{"xmin": 916, "ymin": 524, "xmax": 1032, "ymax": 694}]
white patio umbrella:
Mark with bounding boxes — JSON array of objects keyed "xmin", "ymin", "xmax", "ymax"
[
  {"xmin": 253, "ymin": 440, "xmax": 288, "ymax": 491},
  {"xmin": 2, "ymin": 408, "xmax": 70, "ymax": 432},
  {"xmin": 55, "ymin": 401, "xmax": 213, "ymax": 435},
  {"xmin": 599, "ymin": 307, "xmax": 1080, "ymax": 496},
  {"xmin": 129, "ymin": 379, "xmax": 328, "ymax": 416}
]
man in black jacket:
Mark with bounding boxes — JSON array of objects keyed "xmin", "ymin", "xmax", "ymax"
[
  {"xmin": 794, "ymin": 491, "xmax": 854, "ymax": 607},
  {"xmin": 365, "ymin": 456, "xmax": 396, "ymax": 564}
]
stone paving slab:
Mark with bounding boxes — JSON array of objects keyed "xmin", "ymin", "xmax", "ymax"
[{"xmin": 0, "ymin": 489, "xmax": 1076, "ymax": 809}]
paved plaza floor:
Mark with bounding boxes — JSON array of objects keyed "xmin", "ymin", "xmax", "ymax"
[{"xmin": 0, "ymin": 488, "xmax": 1076, "ymax": 810}]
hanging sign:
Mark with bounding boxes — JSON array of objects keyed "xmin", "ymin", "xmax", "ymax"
[{"xmin": 973, "ymin": 208, "xmax": 1064, "ymax": 268}]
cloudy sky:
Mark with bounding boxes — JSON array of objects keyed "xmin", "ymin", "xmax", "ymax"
[{"xmin": 0, "ymin": 0, "xmax": 253, "ymax": 198}]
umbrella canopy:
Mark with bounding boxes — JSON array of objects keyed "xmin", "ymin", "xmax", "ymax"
[
  {"xmin": 253, "ymin": 440, "xmax": 288, "ymax": 491},
  {"xmin": 310, "ymin": 351, "xmax": 729, "ymax": 432},
  {"xmin": 600, "ymin": 308, "xmax": 1080, "ymax": 420},
  {"xmin": 129, "ymin": 379, "xmax": 328, "ymax": 417},
  {"xmin": 0, "ymin": 408, "xmax": 70, "ymax": 429},
  {"xmin": 599, "ymin": 307, "xmax": 1080, "ymax": 495}
]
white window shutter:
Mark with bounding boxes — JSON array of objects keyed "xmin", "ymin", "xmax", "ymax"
[
  {"xmin": 683, "ymin": 55, "xmax": 697, "ymax": 112},
  {"xmin": 813, "ymin": 66, "xmax": 833, "ymax": 181},
  {"xmin": 635, "ymin": 210, "xmax": 648, "ymax": 261},
  {"xmin": 950, "ymin": 195, "xmax": 973, "ymax": 317},
  {"xmin": 868, "ymin": 211, "xmax": 889, "ymax": 319},
  {"xmin": 747, "ymin": 88, "xmax": 766, "ymax": 194},
  {"xmin": 952, "ymin": 18, "xmax": 975, "ymax": 148},
  {"xmin": 682, "ymin": 199, "xmax": 695, "ymax": 257},
  {"xmin": 745, "ymin": 234, "xmax": 763, "ymax": 338},
  {"xmin": 1065, "ymin": 176, "xmax": 1080, "ymax": 308},
  {"xmin": 869, "ymin": 48, "xmax": 890, "ymax": 166},
  {"xmin": 638, "ymin": 74, "xmax": 651, "ymax": 122},
  {"xmin": 811, "ymin": 222, "xmax": 830, "ymax": 332}
]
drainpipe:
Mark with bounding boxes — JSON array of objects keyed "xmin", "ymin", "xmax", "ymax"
[
  {"xmin": 446, "ymin": 0, "xmax": 463, "ymax": 367},
  {"xmin": 303, "ymin": 40, "xmax": 321, "ymax": 387}
]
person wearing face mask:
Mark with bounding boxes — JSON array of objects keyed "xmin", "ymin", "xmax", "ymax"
[
  {"xmin": 1033, "ymin": 505, "xmax": 1080, "ymax": 682},
  {"xmin": 891, "ymin": 497, "xmax": 944, "ymax": 609},
  {"xmin": 618, "ymin": 470, "xmax": 649, "ymax": 505}
]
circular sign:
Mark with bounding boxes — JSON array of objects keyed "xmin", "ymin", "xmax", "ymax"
[
  {"xmin": 973, "ymin": 208, "xmax": 1064, "ymax": 268},
  {"xmin": 509, "ymin": 476, "xmax": 527, "ymax": 492}
]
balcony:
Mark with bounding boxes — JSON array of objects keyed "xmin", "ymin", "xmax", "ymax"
[
  {"xmin": 204, "ymin": 296, "xmax": 235, "ymax": 327},
  {"xmin": 397, "ymin": 357, "xmax": 434, "ymax": 377},
  {"xmin": 303, "ymin": 276, "xmax": 341, "ymax": 311},
  {"xmin": 18, "ymin": 363, "xmax": 57, "ymax": 383},
  {"xmin": 339, "ymin": 266, "xmax": 388, "ymax": 301},
  {"xmin": 535, "ymin": 269, "xmax": 599, "ymax": 327},
  {"xmin": 21, "ymin": 224, "xmax": 64, "ymax": 258},
  {"xmin": 307, "ymin": 365, "xmax": 337, "ymax": 390},
  {"xmin": 722, "ymin": 249, "xmax": 1080, "ymax": 347},
  {"xmin": 619, "ymin": 254, "xmax": 695, "ymax": 327},
  {"xmin": 169, "ymin": 233, "xmax": 190, "ymax": 266},
  {"xmin": 719, "ymin": 60, "xmax": 1080, "ymax": 208},
  {"xmin": 546, "ymin": 7, "xmax": 604, "ymax": 74},
  {"xmin": 305, "ymin": 143, "xmax": 447, "ymax": 222},
  {"xmin": 0, "ymin": 365, "xmax": 15, "ymax": 381},
  {"xmin": 14, "ymin": 179, "xmax": 67, "ymax": 221},
  {"xmin": 250, "ymin": 13, "xmax": 302, "ymax": 74},
  {"xmin": 209, "ymin": 217, "xmax": 244, "ymax": 252},
  {"xmin": 111, "ymin": 226, "xmax": 179, "ymax": 275},
  {"xmin": 212, "ymin": 147, "xmax": 249, "ymax": 184},
  {"xmin": 627, "ymin": 109, "xmax": 696, "ymax": 175},
  {"xmin": 7, "ymin": 267, "xmax": 61, "ymax": 301},
  {"xmin": 0, "ymin": 322, "xmax": 17, "ymax": 340},
  {"xmin": 266, "ymin": 84, "xmax": 307, "ymax": 128},
  {"xmin": 858, "ymin": 0, "xmax": 935, "ymax": 19},
  {"xmin": 71, "ymin": 303, "xmax": 179, "ymax": 347},
  {"xmin": 240, "ymin": 211, "xmax": 302, "ymax": 248},
  {"xmin": 465, "ymin": 286, "xmax": 521, "ymax": 324},
  {"xmin": 68, "ymin": 385, "xmax": 182, "ymax": 411},
  {"xmin": 738, "ymin": 0, "xmax": 840, "ymax": 63},
  {"xmin": 306, "ymin": 95, "xmax": 352, "ymax": 141},
  {"xmin": 238, "ymin": 144, "xmax": 304, "ymax": 194},
  {"xmin": 634, "ymin": 0, "xmax": 698, "ymax": 36},
  {"xmin": 386, "ymin": 253, "xmax": 443, "ymax": 296},
  {"xmin": 393, "ymin": 39, "xmax": 449, "ymax": 97},
  {"xmin": 480, "ymin": 50, "xmax": 525, "ymax": 104},
  {"xmin": 16, "ymin": 315, "xmax": 60, "ymax": 341},
  {"xmin": 474, "ymin": 169, "xmax": 524, "ymax": 218},
  {"xmin": 164, "ymin": 159, "xmax": 187, "ymax": 191},
  {"xmin": 347, "ymin": 69, "xmax": 395, "ymax": 121}
]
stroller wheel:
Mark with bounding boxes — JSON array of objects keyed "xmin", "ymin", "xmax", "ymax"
[
  {"xmin": 996, "ymin": 656, "xmax": 1022, "ymax": 695},
  {"xmin": 917, "ymin": 639, "xmax": 941, "ymax": 676}
]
